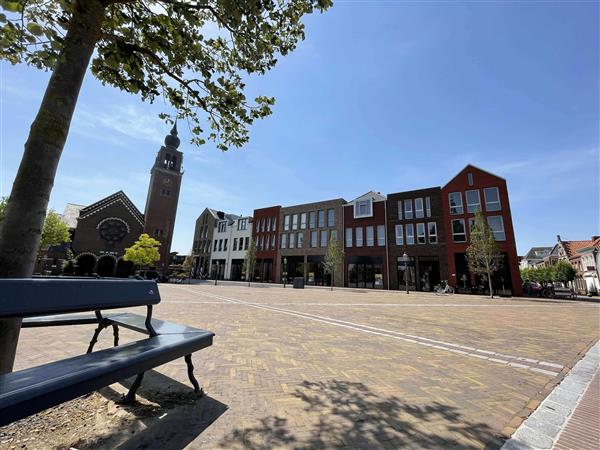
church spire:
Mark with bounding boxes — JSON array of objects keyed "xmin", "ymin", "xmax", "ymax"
[{"xmin": 164, "ymin": 120, "xmax": 180, "ymax": 149}]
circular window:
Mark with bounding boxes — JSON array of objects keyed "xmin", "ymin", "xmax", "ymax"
[{"xmin": 98, "ymin": 219, "xmax": 129, "ymax": 243}]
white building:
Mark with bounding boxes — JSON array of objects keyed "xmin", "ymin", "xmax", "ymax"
[{"xmin": 209, "ymin": 215, "xmax": 253, "ymax": 280}]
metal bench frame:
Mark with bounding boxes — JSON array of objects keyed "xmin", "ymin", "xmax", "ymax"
[{"xmin": 0, "ymin": 278, "xmax": 214, "ymax": 424}]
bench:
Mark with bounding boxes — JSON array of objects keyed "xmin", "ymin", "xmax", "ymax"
[{"xmin": 0, "ymin": 278, "xmax": 214, "ymax": 427}]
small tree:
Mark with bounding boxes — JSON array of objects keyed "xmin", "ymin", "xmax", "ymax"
[
  {"xmin": 39, "ymin": 210, "xmax": 71, "ymax": 253},
  {"xmin": 553, "ymin": 260, "xmax": 577, "ymax": 286},
  {"xmin": 323, "ymin": 236, "xmax": 344, "ymax": 291},
  {"xmin": 123, "ymin": 234, "xmax": 161, "ymax": 271},
  {"xmin": 242, "ymin": 238, "xmax": 257, "ymax": 287},
  {"xmin": 182, "ymin": 254, "xmax": 195, "ymax": 282},
  {"xmin": 466, "ymin": 211, "xmax": 504, "ymax": 299}
]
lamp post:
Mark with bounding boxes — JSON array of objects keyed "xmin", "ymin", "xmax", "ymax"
[
  {"xmin": 214, "ymin": 261, "xmax": 219, "ymax": 286},
  {"xmin": 401, "ymin": 252, "xmax": 409, "ymax": 294},
  {"xmin": 283, "ymin": 257, "xmax": 288, "ymax": 288}
]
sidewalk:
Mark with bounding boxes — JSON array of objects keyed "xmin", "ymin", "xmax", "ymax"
[{"xmin": 502, "ymin": 341, "xmax": 600, "ymax": 450}]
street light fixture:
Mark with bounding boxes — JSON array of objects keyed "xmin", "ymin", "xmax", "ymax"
[
  {"xmin": 401, "ymin": 252, "xmax": 409, "ymax": 294},
  {"xmin": 283, "ymin": 257, "xmax": 288, "ymax": 288}
]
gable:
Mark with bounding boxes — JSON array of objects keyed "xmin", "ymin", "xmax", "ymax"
[
  {"xmin": 78, "ymin": 191, "xmax": 144, "ymax": 227},
  {"xmin": 444, "ymin": 165, "xmax": 505, "ymax": 188}
]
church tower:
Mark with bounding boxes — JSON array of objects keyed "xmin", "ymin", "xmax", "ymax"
[{"xmin": 143, "ymin": 123, "xmax": 184, "ymax": 272}]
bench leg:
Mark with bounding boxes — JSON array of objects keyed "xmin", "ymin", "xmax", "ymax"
[
  {"xmin": 120, "ymin": 372, "xmax": 145, "ymax": 404},
  {"xmin": 86, "ymin": 323, "xmax": 106, "ymax": 354},
  {"xmin": 112, "ymin": 324, "xmax": 119, "ymax": 347},
  {"xmin": 185, "ymin": 354, "xmax": 204, "ymax": 396}
]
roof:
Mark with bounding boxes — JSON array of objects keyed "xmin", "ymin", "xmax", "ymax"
[
  {"xmin": 78, "ymin": 191, "xmax": 144, "ymax": 227},
  {"xmin": 562, "ymin": 239, "xmax": 599, "ymax": 258},
  {"xmin": 523, "ymin": 246, "xmax": 553, "ymax": 260},
  {"xmin": 60, "ymin": 203, "xmax": 84, "ymax": 229},
  {"xmin": 443, "ymin": 164, "xmax": 505, "ymax": 188},
  {"xmin": 346, "ymin": 191, "xmax": 386, "ymax": 205}
]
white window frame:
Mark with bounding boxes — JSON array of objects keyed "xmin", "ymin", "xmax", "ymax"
[
  {"xmin": 484, "ymin": 187, "xmax": 501, "ymax": 211},
  {"xmin": 264, "ymin": 235, "xmax": 270, "ymax": 250},
  {"xmin": 366, "ymin": 226, "xmax": 374, "ymax": 247},
  {"xmin": 395, "ymin": 224, "xmax": 404, "ymax": 245},
  {"xmin": 354, "ymin": 199, "xmax": 373, "ymax": 218},
  {"xmin": 355, "ymin": 227, "xmax": 363, "ymax": 247},
  {"xmin": 283, "ymin": 215, "xmax": 290, "ymax": 231},
  {"xmin": 404, "ymin": 199, "xmax": 413, "ymax": 220},
  {"xmin": 292, "ymin": 214, "xmax": 298, "ymax": 230},
  {"xmin": 416, "ymin": 223, "xmax": 426, "ymax": 244},
  {"xmin": 345, "ymin": 228, "xmax": 353, "ymax": 248},
  {"xmin": 415, "ymin": 198, "xmax": 424, "ymax": 219},
  {"xmin": 297, "ymin": 232, "xmax": 303, "ymax": 248},
  {"xmin": 310, "ymin": 230, "xmax": 318, "ymax": 248},
  {"xmin": 280, "ymin": 233, "xmax": 287, "ymax": 249},
  {"xmin": 309, "ymin": 211, "xmax": 316, "ymax": 228},
  {"xmin": 449, "ymin": 192, "xmax": 464, "ymax": 215},
  {"xmin": 406, "ymin": 224, "xmax": 414, "ymax": 245},
  {"xmin": 327, "ymin": 209, "xmax": 335, "ymax": 227},
  {"xmin": 425, "ymin": 197, "xmax": 431, "ymax": 218},
  {"xmin": 428, "ymin": 222, "xmax": 438, "ymax": 244},
  {"xmin": 289, "ymin": 233, "xmax": 296, "ymax": 248},
  {"xmin": 318, "ymin": 210, "xmax": 325, "ymax": 228},
  {"xmin": 218, "ymin": 221, "xmax": 227, "ymax": 233},
  {"xmin": 397, "ymin": 200, "xmax": 403, "ymax": 220},
  {"xmin": 320, "ymin": 230, "xmax": 328, "ymax": 247},
  {"xmin": 300, "ymin": 212, "xmax": 307, "ymax": 229},
  {"xmin": 466, "ymin": 189, "xmax": 481, "ymax": 214},
  {"xmin": 487, "ymin": 215, "xmax": 506, "ymax": 241},
  {"xmin": 377, "ymin": 225, "xmax": 385, "ymax": 246},
  {"xmin": 452, "ymin": 219, "xmax": 466, "ymax": 243}
]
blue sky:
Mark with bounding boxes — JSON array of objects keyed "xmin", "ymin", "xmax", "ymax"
[{"xmin": 1, "ymin": 1, "xmax": 598, "ymax": 255}]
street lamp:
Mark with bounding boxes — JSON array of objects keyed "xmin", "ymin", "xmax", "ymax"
[
  {"xmin": 283, "ymin": 257, "xmax": 288, "ymax": 288},
  {"xmin": 214, "ymin": 261, "xmax": 219, "ymax": 286},
  {"xmin": 401, "ymin": 252, "xmax": 410, "ymax": 294}
]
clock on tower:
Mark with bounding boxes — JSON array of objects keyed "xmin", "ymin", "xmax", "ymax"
[{"xmin": 143, "ymin": 123, "xmax": 184, "ymax": 272}]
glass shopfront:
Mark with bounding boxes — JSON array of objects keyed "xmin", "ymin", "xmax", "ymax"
[
  {"xmin": 307, "ymin": 255, "xmax": 329, "ymax": 286},
  {"xmin": 418, "ymin": 256, "xmax": 441, "ymax": 292},
  {"xmin": 347, "ymin": 255, "xmax": 384, "ymax": 289}
]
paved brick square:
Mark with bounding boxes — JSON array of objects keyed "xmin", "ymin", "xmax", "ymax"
[{"xmin": 5, "ymin": 283, "xmax": 600, "ymax": 449}]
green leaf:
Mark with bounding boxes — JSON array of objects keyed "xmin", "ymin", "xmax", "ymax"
[{"xmin": 26, "ymin": 22, "xmax": 43, "ymax": 36}]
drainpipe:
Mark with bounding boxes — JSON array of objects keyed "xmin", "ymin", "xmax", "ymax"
[{"xmin": 342, "ymin": 204, "xmax": 345, "ymax": 288}]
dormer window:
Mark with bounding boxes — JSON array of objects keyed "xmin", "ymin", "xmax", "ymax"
[{"xmin": 354, "ymin": 199, "xmax": 373, "ymax": 218}]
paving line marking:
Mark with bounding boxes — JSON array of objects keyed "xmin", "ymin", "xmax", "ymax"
[{"xmin": 179, "ymin": 287, "xmax": 563, "ymax": 377}]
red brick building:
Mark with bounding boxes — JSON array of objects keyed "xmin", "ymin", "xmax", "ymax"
[
  {"xmin": 343, "ymin": 192, "xmax": 388, "ymax": 289},
  {"xmin": 441, "ymin": 165, "xmax": 522, "ymax": 296},
  {"xmin": 252, "ymin": 205, "xmax": 281, "ymax": 283}
]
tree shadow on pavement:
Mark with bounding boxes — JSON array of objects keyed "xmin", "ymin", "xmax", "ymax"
[
  {"xmin": 76, "ymin": 369, "xmax": 228, "ymax": 450},
  {"xmin": 219, "ymin": 380, "xmax": 504, "ymax": 450}
]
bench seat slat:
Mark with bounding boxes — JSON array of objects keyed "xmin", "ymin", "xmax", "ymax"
[
  {"xmin": 0, "ymin": 331, "xmax": 214, "ymax": 427},
  {"xmin": 105, "ymin": 313, "xmax": 208, "ymax": 335},
  {"xmin": 22, "ymin": 313, "xmax": 100, "ymax": 327}
]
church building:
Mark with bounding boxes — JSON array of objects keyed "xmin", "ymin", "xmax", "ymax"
[{"xmin": 57, "ymin": 124, "xmax": 184, "ymax": 277}]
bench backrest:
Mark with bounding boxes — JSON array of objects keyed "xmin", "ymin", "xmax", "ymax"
[{"xmin": 0, "ymin": 279, "xmax": 160, "ymax": 319}]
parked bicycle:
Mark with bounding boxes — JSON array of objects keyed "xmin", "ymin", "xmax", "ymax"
[{"xmin": 434, "ymin": 280, "xmax": 454, "ymax": 296}]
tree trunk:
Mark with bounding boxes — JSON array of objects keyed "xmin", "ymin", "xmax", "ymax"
[
  {"xmin": 487, "ymin": 271, "xmax": 494, "ymax": 299},
  {"xmin": 331, "ymin": 270, "xmax": 334, "ymax": 291},
  {"xmin": 0, "ymin": 0, "xmax": 106, "ymax": 374}
]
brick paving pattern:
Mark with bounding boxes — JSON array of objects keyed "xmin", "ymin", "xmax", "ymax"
[
  {"xmin": 553, "ymin": 371, "xmax": 600, "ymax": 450},
  {"xmin": 6, "ymin": 284, "xmax": 600, "ymax": 449}
]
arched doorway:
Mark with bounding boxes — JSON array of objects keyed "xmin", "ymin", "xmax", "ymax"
[
  {"xmin": 96, "ymin": 255, "xmax": 116, "ymax": 277},
  {"xmin": 75, "ymin": 254, "xmax": 96, "ymax": 276},
  {"xmin": 115, "ymin": 258, "xmax": 134, "ymax": 278}
]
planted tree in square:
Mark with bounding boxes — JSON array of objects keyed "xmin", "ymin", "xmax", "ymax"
[
  {"xmin": 242, "ymin": 238, "xmax": 257, "ymax": 287},
  {"xmin": 466, "ymin": 211, "xmax": 504, "ymax": 299},
  {"xmin": 123, "ymin": 233, "xmax": 161, "ymax": 271},
  {"xmin": 323, "ymin": 236, "xmax": 344, "ymax": 291},
  {"xmin": 39, "ymin": 210, "xmax": 71, "ymax": 253},
  {"xmin": 553, "ymin": 260, "xmax": 576, "ymax": 286},
  {"xmin": 0, "ymin": 0, "xmax": 332, "ymax": 373}
]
